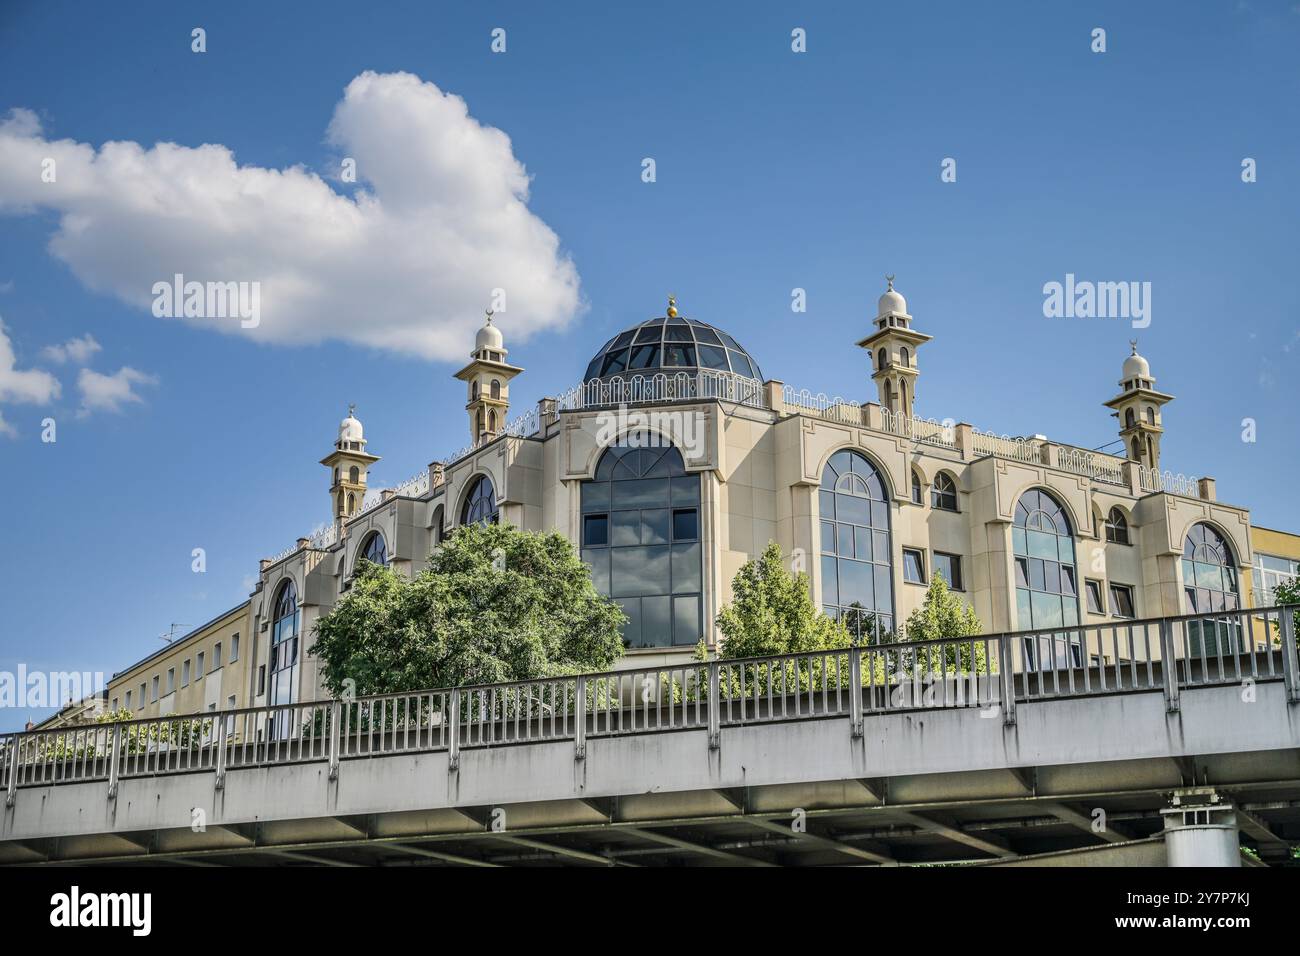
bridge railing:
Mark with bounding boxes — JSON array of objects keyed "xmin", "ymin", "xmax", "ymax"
[{"xmin": 3, "ymin": 606, "xmax": 1296, "ymax": 800}]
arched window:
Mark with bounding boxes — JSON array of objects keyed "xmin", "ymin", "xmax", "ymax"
[
  {"xmin": 1131, "ymin": 438, "xmax": 1141, "ymax": 459},
  {"xmin": 1182, "ymin": 523, "xmax": 1240, "ymax": 655},
  {"xmin": 488, "ymin": 409, "xmax": 497, "ymax": 432},
  {"xmin": 333, "ymin": 467, "xmax": 339, "ymax": 484},
  {"xmin": 910, "ymin": 469, "xmax": 923, "ymax": 505},
  {"xmin": 1125, "ymin": 408, "xmax": 1136, "ymax": 428},
  {"xmin": 476, "ymin": 409, "xmax": 485, "ymax": 439},
  {"xmin": 337, "ymin": 491, "xmax": 345, "ymax": 515},
  {"xmin": 581, "ymin": 438, "xmax": 701, "ymax": 648},
  {"xmin": 346, "ymin": 492, "xmax": 355, "ymax": 514},
  {"xmin": 268, "ymin": 580, "xmax": 299, "ymax": 737},
  {"xmin": 349, "ymin": 465, "xmax": 360, "ymax": 483},
  {"xmin": 1145, "ymin": 406, "xmax": 1156, "ymax": 425},
  {"xmin": 877, "ymin": 348, "xmax": 887, "ymax": 371},
  {"xmin": 358, "ymin": 531, "xmax": 388, "ymax": 568},
  {"xmin": 1013, "ymin": 489, "xmax": 1080, "ymax": 666},
  {"xmin": 431, "ymin": 505, "xmax": 444, "ymax": 547},
  {"xmin": 819, "ymin": 450, "xmax": 894, "ymax": 639},
  {"xmin": 900, "ymin": 347, "xmax": 910, "ymax": 367},
  {"xmin": 471, "ymin": 381, "xmax": 479, "ymax": 400},
  {"xmin": 490, "ymin": 379, "xmax": 501, "ymax": 399},
  {"xmin": 461, "ymin": 475, "xmax": 498, "ymax": 526},
  {"xmin": 1104, "ymin": 508, "xmax": 1129, "ymax": 545},
  {"xmin": 931, "ymin": 472, "xmax": 958, "ymax": 511}
]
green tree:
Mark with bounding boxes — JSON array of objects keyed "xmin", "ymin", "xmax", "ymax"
[
  {"xmin": 1269, "ymin": 578, "xmax": 1300, "ymax": 654},
  {"xmin": 310, "ymin": 522, "xmax": 626, "ymax": 698},
  {"xmin": 709, "ymin": 542, "xmax": 849, "ymax": 659},
  {"xmin": 900, "ymin": 572, "xmax": 988, "ymax": 674}
]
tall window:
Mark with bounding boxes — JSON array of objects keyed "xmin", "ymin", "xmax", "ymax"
[
  {"xmin": 358, "ymin": 531, "xmax": 388, "ymax": 567},
  {"xmin": 349, "ymin": 465, "xmax": 360, "ymax": 483},
  {"xmin": 268, "ymin": 580, "xmax": 299, "ymax": 737},
  {"xmin": 910, "ymin": 469, "xmax": 923, "ymax": 505},
  {"xmin": 431, "ymin": 505, "xmax": 445, "ymax": 547},
  {"xmin": 1104, "ymin": 508, "xmax": 1130, "ymax": 544},
  {"xmin": 1013, "ymin": 489, "xmax": 1080, "ymax": 666},
  {"xmin": 461, "ymin": 475, "xmax": 498, "ymax": 526},
  {"xmin": 1182, "ymin": 523, "xmax": 1241, "ymax": 656},
  {"xmin": 819, "ymin": 449, "xmax": 894, "ymax": 638},
  {"xmin": 931, "ymin": 472, "xmax": 958, "ymax": 511},
  {"xmin": 581, "ymin": 440, "xmax": 702, "ymax": 648}
]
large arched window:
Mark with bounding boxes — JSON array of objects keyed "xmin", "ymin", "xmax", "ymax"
[
  {"xmin": 1182, "ymin": 523, "xmax": 1240, "ymax": 656},
  {"xmin": 461, "ymin": 475, "xmax": 498, "ymax": 526},
  {"xmin": 268, "ymin": 580, "xmax": 299, "ymax": 736},
  {"xmin": 358, "ymin": 531, "xmax": 388, "ymax": 568},
  {"xmin": 931, "ymin": 472, "xmax": 958, "ymax": 511},
  {"xmin": 1013, "ymin": 489, "xmax": 1080, "ymax": 665},
  {"xmin": 581, "ymin": 438, "xmax": 701, "ymax": 648},
  {"xmin": 1104, "ymin": 508, "xmax": 1130, "ymax": 545},
  {"xmin": 819, "ymin": 450, "xmax": 894, "ymax": 639}
]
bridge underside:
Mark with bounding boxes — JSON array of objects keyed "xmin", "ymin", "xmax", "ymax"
[{"xmin": 3, "ymin": 752, "xmax": 1298, "ymax": 867}]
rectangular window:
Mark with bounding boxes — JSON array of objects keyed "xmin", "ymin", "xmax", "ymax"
[
  {"xmin": 583, "ymin": 513, "xmax": 609, "ymax": 546},
  {"xmin": 932, "ymin": 552, "xmax": 963, "ymax": 590},
  {"xmin": 150, "ymin": 676, "xmax": 159, "ymax": 703},
  {"xmin": 182, "ymin": 659, "xmax": 190, "ymax": 686},
  {"xmin": 903, "ymin": 548, "xmax": 926, "ymax": 584},
  {"xmin": 1110, "ymin": 583, "xmax": 1135, "ymax": 618},
  {"xmin": 125, "ymin": 691, "xmax": 132, "ymax": 710},
  {"xmin": 111, "ymin": 697, "xmax": 118, "ymax": 711},
  {"xmin": 231, "ymin": 634, "xmax": 239, "ymax": 662},
  {"xmin": 257, "ymin": 665, "xmax": 266, "ymax": 696},
  {"xmin": 226, "ymin": 695, "xmax": 237, "ymax": 734},
  {"xmin": 139, "ymin": 683, "xmax": 146, "ymax": 706},
  {"xmin": 1085, "ymin": 580, "xmax": 1105, "ymax": 614},
  {"xmin": 166, "ymin": 668, "xmax": 175, "ymax": 695},
  {"xmin": 213, "ymin": 642, "xmax": 222, "ymax": 669},
  {"xmin": 196, "ymin": 652, "xmax": 205, "ymax": 677},
  {"xmin": 672, "ymin": 508, "xmax": 698, "ymax": 541}
]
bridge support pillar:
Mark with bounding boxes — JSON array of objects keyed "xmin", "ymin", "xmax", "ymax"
[{"xmin": 1161, "ymin": 790, "xmax": 1240, "ymax": 867}]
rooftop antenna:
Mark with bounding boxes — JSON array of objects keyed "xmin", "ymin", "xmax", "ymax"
[{"xmin": 158, "ymin": 623, "xmax": 190, "ymax": 644}]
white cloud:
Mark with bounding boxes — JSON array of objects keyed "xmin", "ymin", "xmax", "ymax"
[
  {"xmin": 0, "ymin": 319, "xmax": 60, "ymax": 405},
  {"xmin": 0, "ymin": 71, "xmax": 583, "ymax": 361},
  {"xmin": 0, "ymin": 409, "xmax": 15, "ymax": 439},
  {"xmin": 76, "ymin": 366, "xmax": 157, "ymax": 416},
  {"xmin": 40, "ymin": 332, "xmax": 101, "ymax": 365}
]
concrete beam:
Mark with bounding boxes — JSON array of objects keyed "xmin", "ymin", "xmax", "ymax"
[
  {"xmin": 890, "ymin": 811, "xmax": 1016, "ymax": 859},
  {"xmin": 1041, "ymin": 802, "xmax": 1133, "ymax": 843},
  {"xmin": 744, "ymin": 817, "xmax": 894, "ymax": 864},
  {"xmin": 622, "ymin": 826, "xmax": 777, "ymax": 867}
]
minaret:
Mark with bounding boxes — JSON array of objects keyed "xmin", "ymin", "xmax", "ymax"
[
  {"xmin": 320, "ymin": 405, "xmax": 380, "ymax": 526},
  {"xmin": 1103, "ymin": 341, "xmax": 1174, "ymax": 470},
  {"xmin": 453, "ymin": 311, "xmax": 523, "ymax": 445},
  {"xmin": 856, "ymin": 276, "xmax": 932, "ymax": 419}
]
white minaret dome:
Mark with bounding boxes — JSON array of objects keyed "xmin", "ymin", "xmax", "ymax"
[
  {"xmin": 877, "ymin": 276, "xmax": 908, "ymax": 317},
  {"xmin": 338, "ymin": 406, "xmax": 364, "ymax": 443},
  {"xmin": 1122, "ymin": 342, "xmax": 1151, "ymax": 383},
  {"xmin": 475, "ymin": 312, "xmax": 504, "ymax": 353}
]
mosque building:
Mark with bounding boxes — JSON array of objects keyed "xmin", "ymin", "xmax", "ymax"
[{"xmin": 95, "ymin": 279, "xmax": 1300, "ymax": 724}]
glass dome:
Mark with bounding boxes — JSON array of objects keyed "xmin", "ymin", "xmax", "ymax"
[{"xmin": 583, "ymin": 317, "xmax": 764, "ymax": 383}]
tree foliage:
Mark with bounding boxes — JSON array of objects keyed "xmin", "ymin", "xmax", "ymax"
[
  {"xmin": 310, "ymin": 522, "xmax": 626, "ymax": 697},
  {"xmin": 900, "ymin": 571, "xmax": 988, "ymax": 674}
]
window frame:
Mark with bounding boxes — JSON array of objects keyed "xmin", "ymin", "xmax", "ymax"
[
  {"xmin": 1109, "ymin": 582, "xmax": 1136, "ymax": 619},
  {"xmin": 902, "ymin": 547, "xmax": 927, "ymax": 585},
  {"xmin": 932, "ymin": 551, "xmax": 963, "ymax": 591},
  {"xmin": 930, "ymin": 472, "xmax": 958, "ymax": 512}
]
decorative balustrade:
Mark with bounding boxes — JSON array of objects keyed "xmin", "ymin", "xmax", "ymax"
[
  {"xmin": 1056, "ymin": 446, "xmax": 1127, "ymax": 486},
  {"xmin": 781, "ymin": 387, "xmax": 864, "ymax": 425},
  {"xmin": 1139, "ymin": 466, "xmax": 1201, "ymax": 498},
  {"xmin": 880, "ymin": 409, "xmax": 958, "ymax": 449},
  {"xmin": 970, "ymin": 428, "xmax": 1044, "ymax": 463},
  {"xmin": 556, "ymin": 369, "xmax": 767, "ymax": 414}
]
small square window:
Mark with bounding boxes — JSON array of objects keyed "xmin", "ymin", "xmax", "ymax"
[
  {"xmin": 932, "ymin": 552, "xmax": 963, "ymax": 590},
  {"xmin": 903, "ymin": 548, "xmax": 926, "ymax": 584},
  {"xmin": 583, "ymin": 513, "xmax": 609, "ymax": 547},
  {"xmin": 672, "ymin": 508, "xmax": 698, "ymax": 541},
  {"xmin": 1085, "ymin": 580, "xmax": 1104, "ymax": 614},
  {"xmin": 1110, "ymin": 583, "xmax": 1135, "ymax": 619}
]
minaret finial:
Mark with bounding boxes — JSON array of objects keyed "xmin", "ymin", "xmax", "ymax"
[
  {"xmin": 485, "ymin": 309, "xmax": 494, "ymax": 325},
  {"xmin": 348, "ymin": 402, "xmax": 355, "ymax": 418},
  {"xmin": 885, "ymin": 273, "xmax": 895, "ymax": 290},
  {"xmin": 1129, "ymin": 339, "xmax": 1138, "ymax": 354},
  {"xmin": 666, "ymin": 294, "xmax": 678, "ymax": 318}
]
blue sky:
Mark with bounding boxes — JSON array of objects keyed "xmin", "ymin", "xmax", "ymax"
[{"xmin": 1, "ymin": 0, "xmax": 1297, "ymax": 729}]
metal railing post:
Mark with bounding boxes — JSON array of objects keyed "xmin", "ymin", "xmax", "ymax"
[
  {"xmin": 1280, "ymin": 606, "xmax": 1299, "ymax": 705},
  {"xmin": 1160, "ymin": 618, "xmax": 1181, "ymax": 714},
  {"xmin": 106, "ymin": 724, "xmax": 121, "ymax": 800},
  {"xmin": 849, "ymin": 649, "xmax": 864, "ymax": 738},
  {"xmin": 327, "ymin": 700, "xmax": 341, "ymax": 779},
  {"xmin": 574, "ymin": 676, "xmax": 587, "ymax": 760},
  {"xmin": 213, "ymin": 714, "xmax": 227, "ymax": 790},
  {"xmin": 447, "ymin": 691, "xmax": 461, "ymax": 771},
  {"xmin": 707, "ymin": 661, "xmax": 720, "ymax": 750},
  {"xmin": 5, "ymin": 734, "xmax": 18, "ymax": 807},
  {"xmin": 998, "ymin": 634, "xmax": 1017, "ymax": 726}
]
